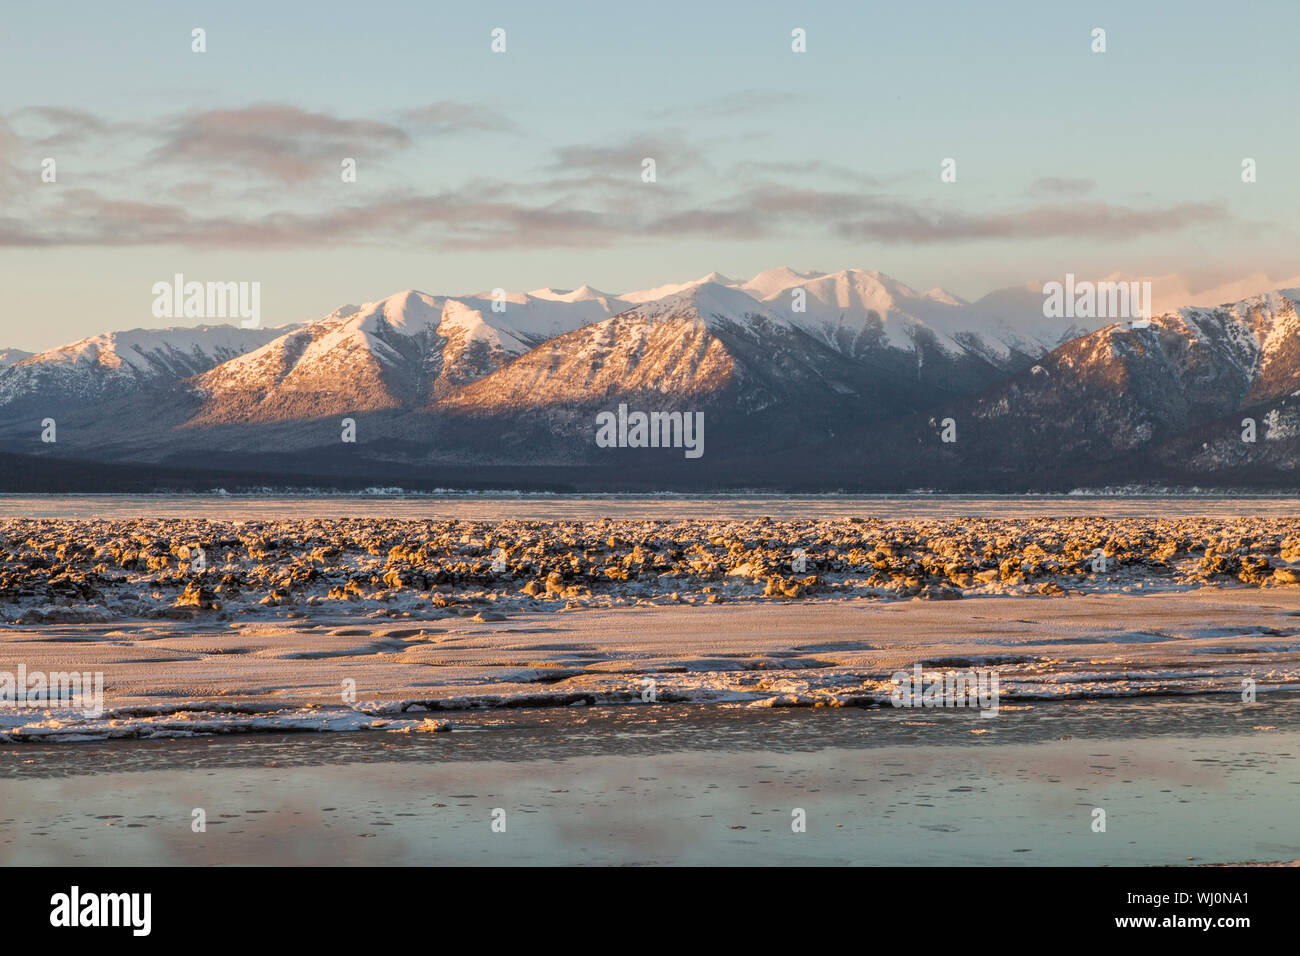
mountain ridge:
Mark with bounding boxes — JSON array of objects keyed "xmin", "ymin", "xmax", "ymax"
[{"xmin": 2, "ymin": 269, "xmax": 1298, "ymax": 491}]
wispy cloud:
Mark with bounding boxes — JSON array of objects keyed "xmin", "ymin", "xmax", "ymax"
[
  {"xmin": 834, "ymin": 198, "xmax": 1229, "ymax": 243},
  {"xmin": 547, "ymin": 135, "xmax": 704, "ymax": 175},
  {"xmin": 12, "ymin": 106, "xmax": 119, "ymax": 147},
  {"xmin": 399, "ymin": 101, "xmax": 515, "ymax": 134},
  {"xmin": 149, "ymin": 104, "xmax": 412, "ymax": 183},
  {"xmin": 1028, "ymin": 176, "xmax": 1097, "ymax": 197},
  {"xmin": 0, "ymin": 104, "xmax": 1239, "ymax": 251},
  {"xmin": 727, "ymin": 159, "xmax": 881, "ymax": 187},
  {"xmin": 0, "ymin": 183, "xmax": 1232, "ymax": 253},
  {"xmin": 0, "ymin": 116, "xmax": 22, "ymax": 195}
]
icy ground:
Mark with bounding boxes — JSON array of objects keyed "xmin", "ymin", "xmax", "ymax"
[{"xmin": 3, "ymin": 575, "xmax": 1298, "ymax": 740}]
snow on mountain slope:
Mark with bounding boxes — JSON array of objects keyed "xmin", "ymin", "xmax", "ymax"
[
  {"xmin": 954, "ymin": 289, "xmax": 1300, "ymax": 462},
  {"xmin": 441, "ymin": 285, "xmax": 742, "ymax": 411},
  {"xmin": 742, "ymin": 267, "xmax": 984, "ymax": 357},
  {"xmin": 962, "ymin": 282, "xmax": 1099, "ymax": 357},
  {"xmin": 786, "ymin": 288, "xmax": 1300, "ymax": 490},
  {"xmin": 619, "ymin": 271, "xmax": 737, "ymax": 304},
  {"xmin": 188, "ymin": 291, "xmax": 445, "ymax": 423},
  {"xmin": 1168, "ymin": 289, "xmax": 1300, "ymax": 406},
  {"xmin": 958, "ymin": 272, "xmax": 1300, "ymax": 360},
  {"xmin": 185, "ymin": 287, "xmax": 631, "ymax": 423},
  {"xmin": 437, "ymin": 280, "xmax": 991, "ymax": 428},
  {"xmin": 461, "ymin": 288, "xmax": 628, "ymax": 343},
  {"xmin": 434, "ymin": 299, "xmax": 536, "ymax": 394},
  {"xmin": 482, "ymin": 265, "xmax": 1094, "ymax": 374},
  {"xmin": 0, "ymin": 326, "xmax": 283, "ymax": 414},
  {"xmin": 617, "ymin": 280, "xmax": 794, "ymax": 333},
  {"xmin": 0, "ymin": 265, "xmax": 1154, "ymax": 429},
  {"xmin": 13, "ymin": 269, "xmax": 1298, "ymax": 470},
  {"xmin": 0, "ymin": 349, "xmax": 33, "ymax": 367},
  {"xmin": 738, "ymin": 266, "xmax": 1111, "ymax": 368},
  {"xmin": 525, "ymin": 284, "xmax": 618, "ymax": 304},
  {"xmin": 1038, "ymin": 288, "xmax": 1300, "ymax": 410},
  {"xmin": 440, "ymin": 281, "xmax": 802, "ymax": 413},
  {"xmin": 611, "ymin": 266, "xmax": 1036, "ymax": 370},
  {"xmin": 1107, "ymin": 271, "xmax": 1300, "ymax": 318},
  {"xmin": 738, "ymin": 266, "xmax": 827, "ymax": 299}
]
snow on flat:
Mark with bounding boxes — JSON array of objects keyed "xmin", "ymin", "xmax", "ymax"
[
  {"xmin": 3, "ymin": 589, "xmax": 1298, "ymax": 742},
  {"xmin": 6, "ymin": 512, "xmax": 1300, "ymax": 741}
]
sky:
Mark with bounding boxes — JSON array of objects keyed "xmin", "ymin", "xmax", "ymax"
[{"xmin": 1, "ymin": 0, "xmax": 1297, "ymax": 350}]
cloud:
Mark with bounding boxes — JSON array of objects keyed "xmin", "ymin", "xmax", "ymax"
[
  {"xmin": 0, "ymin": 116, "xmax": 21, "ymax": 193},
  {"xmin": 11, "ymin": 106, "xmax": 120, "ymax": 147},
  {"xmin": 0, "ymin": 104, "xmax": 1238, "ymax": 252},
  {"xmin": 1028, "ymin": 176, "xmax": 1097, "ymax": 197},
  {"xmin": 148, "ymin": 104, "xmax": 413, "ymax": 183},
  {"xmin": 399, "ymin": 101, "xmax": 515, "ymax": 133},
  {"xmin": 2, "ymin": 179, "xmax": 1226, "ymax": 252},
  {"xmin": 834, "ymin": 198, "xmax": 1230, "ymax": 243},
  {"xmin": 728, "ymin": 159, "xmax": 882, "ymax": 188},
  {"xmin": 0, "ymin": 184, "xmax": 630, "ymax": 250},
  {"xmin": 647, "ymin": 209, "xmax": 766, "ymax": 239},
  {"xmin": 547, "ymin": 135, "xmax": 704, "ymax": 175}
]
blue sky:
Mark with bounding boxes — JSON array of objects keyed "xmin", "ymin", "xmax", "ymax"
[{"xmin": 1, "ymin": 0, "xmax": 1297, "ymax": 349}]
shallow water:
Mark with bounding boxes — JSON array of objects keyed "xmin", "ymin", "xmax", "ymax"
[
  {"xmin": 3, "ymin": 697, "xmax": 1298, "ymax": 865},
  {"xmin": 0, "ymin": 493, "xmax": 1297, "ymax": 522}
]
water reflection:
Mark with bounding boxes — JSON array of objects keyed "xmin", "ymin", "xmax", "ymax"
[{"xmin": 2, "ymin": 699, "xmax": 1298, "ymax": 865}]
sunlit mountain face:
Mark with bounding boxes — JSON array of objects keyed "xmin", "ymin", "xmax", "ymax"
[{"xmin": 0, "ymin": 269, "xmax": 1297, "ymax": 492}]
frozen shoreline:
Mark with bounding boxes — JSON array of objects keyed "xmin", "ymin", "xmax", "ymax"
[
  {"xmin": 7, "ymin": 514, "xmax": 1300, "ymax": 625},
  {"xmin": 4, "ymin": 590, "xmax": 1299, "ymax": 741}
]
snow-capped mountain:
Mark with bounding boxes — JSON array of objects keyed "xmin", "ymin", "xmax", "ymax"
[
  {"xmin": 428, "ymin": 279, "xmax": 948, "ymax": 464},
  {"xmin": 0, "ymin": 326, "xmax": 284, "ymax": 416},
  {"xmin": 444, "ymin": 281, "xmax": 813, "ymax": 411},
  {"xmin": 0, "ymin": 267, "xmax": 1107, "ymax": 428},
  {"xmin": 0, "ymin": 349, "xmax": 33, "ymax": 367},
  {"xmin": 622, "ymin": 267, "xmax": 1099, "ymax": 369},
  {"xmin": 967, "ymin": 289, "xmax": 1300, "ymax": 451},
  {"xmin": 187, "ymin": 291, "xmax": 444, "ymax": 424},
  {"xmin": 185, "ymin": 288, "xmax": 630, "ymax": 424},
  {"xmin": 440, "ymin": 277, "xmax": 1004, "ymax": 425},
  {"xmin": 5, "ymin": 269, "xmax": 1300, "ymax": 492},
  {"xmin": 839, "ymin": 288, "xmax": 1300, "ymax": 489},
  {"xmin": 745, "ymin": 267, "xmax": 1028, "ymax": 366},
  {"xmin": 620, "ymin": 271, "xmax": 737, "ymax": 304}
]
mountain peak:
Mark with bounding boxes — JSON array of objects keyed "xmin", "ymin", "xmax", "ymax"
[
  {"xmin": 696, "ymin": 270, "xmax": 734, "ymax": 285},
  {"xmin": 0, "ymin": 348, "xmax": 33, "ymax": 368},
  {"xmin": 0, "ymin": 324, "xmax": 283, "ymax": 416},
  {"xmin": 923, "ymin": 287, "xmax": 966, "ymax": 305},
  {"xmin": 349, "ymin": 290, "xmax": 442, "ymax": 334},
  {"xmin": 623, "ymin": 278, "xmax": 783, "ymax": 331},
  {"xmin": 526, "ymin": 284, "xmax": 612, "ymax": 303},
  {"xmin": 620, "ymin": 271, "xmax": 739, "ymax": 304},
  {"xmin": 741, "ymin": 266, "xmax": 826, "ymax": 298}
]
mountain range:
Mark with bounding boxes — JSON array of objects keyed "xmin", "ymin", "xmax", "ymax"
[{"xmin": 1, "ymin": 267, "xmax": 1297, "ymax": 492}]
